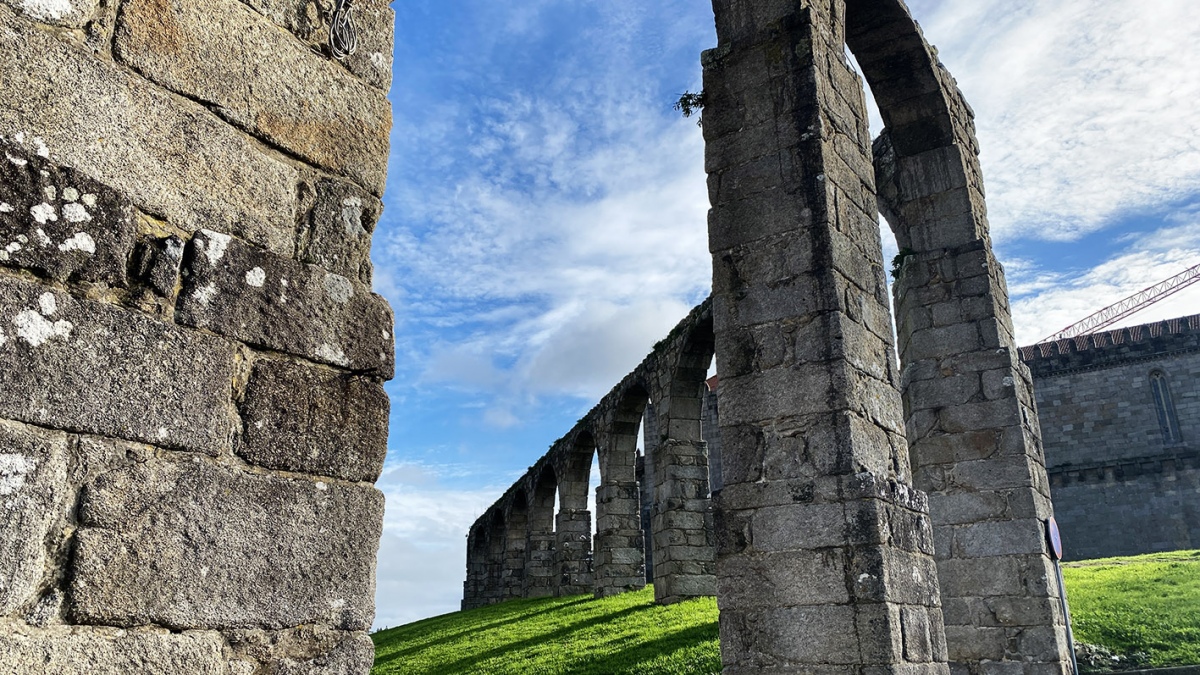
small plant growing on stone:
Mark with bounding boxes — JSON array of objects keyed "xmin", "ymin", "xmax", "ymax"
[
  {"xmin": 674, "ymin": 90, "xmax": 705, "ymax": 126},
  {"xmin": 890, "ymin": 248, "xmax": 916, "ymax": 280}
]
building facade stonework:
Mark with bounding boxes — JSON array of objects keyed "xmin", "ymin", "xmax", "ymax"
[
  {"xmin": 1022, "ymin": 315, "xmax": 1200, "ymax": 561},
  {"xmin": 0, "ymin": 0, "xmax": 395, "ymax": 670}
]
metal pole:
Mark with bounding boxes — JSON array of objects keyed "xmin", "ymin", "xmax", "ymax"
[{"xmin": 1055, "ymin": 558, "xmax": 1080, "ymax": 675}]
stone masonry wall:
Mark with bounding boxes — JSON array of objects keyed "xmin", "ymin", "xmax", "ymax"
[
  {"xmin": 1022, "ymin": 315, "xmax": 1200, "ymax": 560},
  {"xmin": 0, "ymin": 0, "xmax": 394, "ymax": 669}
]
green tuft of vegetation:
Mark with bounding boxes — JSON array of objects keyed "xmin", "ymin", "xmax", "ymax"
[
  {"xmin": 375, "ymin": 551, "xmax": 1200, "ymax": 674},
  {"xmin": 673, "ymin": 90, "xmax": 705, "ymax": 126},
  {"xmin": 372, "ymin": 586, "xmax": 720, "ymax": 675},
  {"xmin": 1064, "ymin": 549, "xmax": 1200, "ymax": 669}
]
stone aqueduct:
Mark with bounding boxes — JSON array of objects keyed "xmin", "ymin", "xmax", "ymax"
[
  {"xmin": 466, "ymin": 0, "xmax": 1076, "ymax": 673},
  {"xmin": 0, "ymin": 0, "xmax": 1079, "ymax": 669}
]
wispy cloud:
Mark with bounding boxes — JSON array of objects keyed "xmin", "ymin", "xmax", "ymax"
[
  {"xmin": 1008, "ymin": 221, "xmax": 1200, "ymax": 344},
  {"xmin": 914, "ymin": 0, "xmax": 1200, "ymax": 241}
]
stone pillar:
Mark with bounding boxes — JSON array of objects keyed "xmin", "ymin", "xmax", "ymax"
[
  {"xmin": 636, "ymin": 453, "xmax": 655, "ymax": 583},
  {"xmin": 704, "ymin": 1, "xmax": 949, "ymax": 672},
  {"xmin": 857, "ymin": 1, "xmax": 1074, "ymax": 670},
  {"xmin": 555, "ymin": 509, "xmax": 593, "ymax": 596},
  {"xmin": 651, "ymin": 440, "xmax": 717, "ymax": 603},
  {"xmin": 502, "ymin": 513, "xmax": 528, "ymax": 600},
  {"xmin": 703, "ymin": 382, "xmax": 724, "ymax": 493},
  {"xmin": 524, "ymin": 533, "xmax": 558, "ymax": 598},
  {"xmin": 593, "ymin": 481, "xmax": 646, "ymax": 596},
  {"xmin": 462, "ymin": 529, "xmax": 489, "ymax": 610},
  {"xmin": 0, "ymin": 0, "xmax": 393, "ymax": 666}
]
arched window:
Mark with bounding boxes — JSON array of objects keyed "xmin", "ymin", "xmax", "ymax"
[{"xmin": 1150, "ymin": 370, "xmax": 1182, "ymax": 445}]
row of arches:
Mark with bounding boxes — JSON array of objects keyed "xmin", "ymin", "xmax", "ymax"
[{"xmin": 463, "ymin": 303, "xmax": 719, "ymax": 608}]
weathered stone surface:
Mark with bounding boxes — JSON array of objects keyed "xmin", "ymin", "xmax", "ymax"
[
  {"xmin": 235, "ymin": 0, "xmax": 393, "ymax": 91},
  {"xmin": 0, "ymin": 623, "xmax": 229, "ymax": 675},
  {"xmin": 0, "ymin": 0, "xmax": 96, "ymax": 27},
  {"xmin": 238, "ymin": 356, "xmax": 388, "ymax": 482},
  {"xmin": 69, "ymin": 457, "xmax": 384, "ymax": 631},
  {"xmin": 178, "ymin": 230, "xmax": 394, "ymax": 377},
  {"xmin": 0, "ymin": 138, "xmax": 135, "ymax": 286},
  {"xmin": 226, "ymin": 627, "xmax": 374, "ymax": 674},
  {"xmin": 0, "ymin": 420, "xmax": 68, "ymax": 616},
  {"xmin": 134, "ymin": 235, "xmax": 186, "ymax": 300},
  {"xmin": 0, "ymin": 8, "xmax": 298, "ymax": 255},
  {"xmin": 298, "ymin": 176, "xmax": 380, "ymax": 285},
  {"xmin": 0, "ymin": 275, "xmax": 237, "ymax": 454},
  {"xmin": 115, "ymin": 0, "xmax": 390, "ymax": 195}
]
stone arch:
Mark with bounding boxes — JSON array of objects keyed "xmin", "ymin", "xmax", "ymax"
[
  {"xmin": 593, "ymin": 383, "xmax": 650, "ymax": 596},
  {"xmin": 650, "ymin": 316, "xmax": 717, "ymax": 604},
  {"xmin": 524, "ymin": 464, "xmax": 559, "ymax": 597},
  {"xmin": 461, "ymin": 524, "xmax": 490, "ymax": 609},
  {"xmin": 554, "ymin": 428, "xmax": 596, "ymax": 595},
  {"xmin": 482, "ymin": 509, "xmax": 506, "ymax": 605},
  {"xmin": 502, "ymin": 491, "xmax": 530, "ymax": 599},
  {"xmin": 848, "ymin": 3, "xmax": 1069, "ymax": 672}
]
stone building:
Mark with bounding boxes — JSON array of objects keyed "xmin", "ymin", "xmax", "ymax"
[
  {"xmin": 1021, "ymin": 313, "xmax": 1200, "ymax": 560},
  {"xmin": 0, "ymin": 0, "xmax": 395, "ymax": 670}
]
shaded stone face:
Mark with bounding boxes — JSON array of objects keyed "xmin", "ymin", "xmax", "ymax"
[
  {"xmin": 69, "ymin": 456, "xmax": 384, "ymax": 632},
  {"xmin": 0, "ymin": 420, "xmax": 68, "ymax": 617},
  {"xmin": 0, "ymin": 6, "xmax": 300, "ymax": 255},
  {"xmin": 238, "ymin": 356, "xmax": 390, "ymax": 483},
  {"xmin": 0, "ymin": 275, "xmax": 238, "ymax": 455},
  {"xmin": 0, "ymin": 139, "xmax": 136, "ymax": 286},
  {"xmin": 177, "ymin": 229, "xmax": 395, "ymax": 378},
  {"xmin": 0, "ymin": 626, "xmax": 230, "ymax": 675}
]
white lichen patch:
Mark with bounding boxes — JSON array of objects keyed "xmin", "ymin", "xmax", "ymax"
[
  {"xmin": 32, "ymin": 137, "xmax": 49, "ymax": 158},
  {"xmin": 43, "ymin": 185, "xmax": 56, "ymax": 201},
  {"xmin": 198, "ymin": 230, "xmax": 231, "ymax": 265},
  {"xmin": 323, "ymin": 272, "xmax": 354, "ymax": 304},
  {"xmin": 0, "ymin": 453, "xmax": 37, "ymax": 496},
  {"xmin": 316, "ymin": 343, "xmax": 349, "ymax": 367},
  {"xmin": 30, "ymin": 203, "xmax": 56, "ymax": 225},
  {"xmin": 193, "ymin": 282, "xmax": 219, "ymax": 307},
  {"xmin": 34, "ymin": 229, "xmax": 51, "ymax": 248},
  {"xmin": 0, "ymin": 203, "xmax": 13, "ymax": 213},
  {"xmin": 62, "ymin": 187, "xmax": 79, "ymax": 202},
  {"xmin": 315, "ymin": 481, "xmax": 327, "ymax": 491},
  {"xmin": 80, "ymin": 193, "xmax": 96, "ymax": 207},
  {"xmin": 58, "ymin": 232, "xmax": 95, "ymax": 254},
  {"xmin": 14, "ymin": 309, "xmax": 73, "ymax": 347},
  {"xmin": 341, "ymin": 197, "xmax": 365, "ymax": 236},
  {"xmin": 38, "ymin": 292, "xmax": 56, "ymax": 316},
  {"xmin": 5, "ymin": 153, "xmax": 27, "ymax": 167},
  {"xmin": 16, "ymin": 0, "xmax": 72, "ymax": 22},
  {"xmin": 244, "ymin": 267, "xmax": 266, "ymax": 288},
  {"xmin": 6, "ymin": 242, "xmax": 22, "ymax": 254},
  {"xmin": 157, "ymin": 428, "xmax": 169, "ymax": 440},
  {"xmin": 62, "ymin": 202, "xmax": 91, "ymax": 223},
  {"xmin": 329, "ymin": 597, "xmax": 345, "ymax": 610},
  {"xmin": 369, "ymin": 52, "xmax": 388, "ymax": 70}
]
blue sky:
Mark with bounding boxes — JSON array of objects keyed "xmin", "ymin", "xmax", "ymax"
[{"xmin": 369, "ymin": 0, "xmax": 1200, "ymax": 628}]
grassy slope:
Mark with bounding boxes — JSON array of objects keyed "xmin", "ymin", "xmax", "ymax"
[
  {"xmin": 371, "ymin": 587, "xmax": 719, "ymax": 675},
  {"xmin": 1064, "ymin": 549, "xmax": 1200, "ymax": 667},
  {"xmin": 373, "ymin": 550, "xmax": 1200, "ymax": 674}
]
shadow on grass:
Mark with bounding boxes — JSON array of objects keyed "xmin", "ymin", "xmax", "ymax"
[
  {"xmin": 595, "ymin": 622, "xmax": 720, "ymax": 675},
  {"xmin": 374, "ymin": 596, "xmax": 592, "ymax": 663},
  {"xmin": 381, "ymin": 603, "xmax": 658, "ymax": 674},
  {"xmin": 373, "ymin": 596, "xmax": 604, "ymax": 669}
]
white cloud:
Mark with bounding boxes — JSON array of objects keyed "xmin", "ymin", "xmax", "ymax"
[
  {"xmin": 1008, "ymin": 222, "xmax": 1200, "ymax": 345},
  {"xmin": 912, "ymin": 0, "xmax": 1200, "ymax": 241}
]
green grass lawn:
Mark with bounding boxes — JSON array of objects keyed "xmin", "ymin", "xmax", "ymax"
[
  {"xmin": 373, "ymin": 550, "xmax": 1200, "ymax": 674},
  {"xmin": 1064, "ymin": 549, "xmax": 1200, "ymax": 668},
  {"xmin": 371, "ymin": 587, "xmax": 719, "ymax": 675}
]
